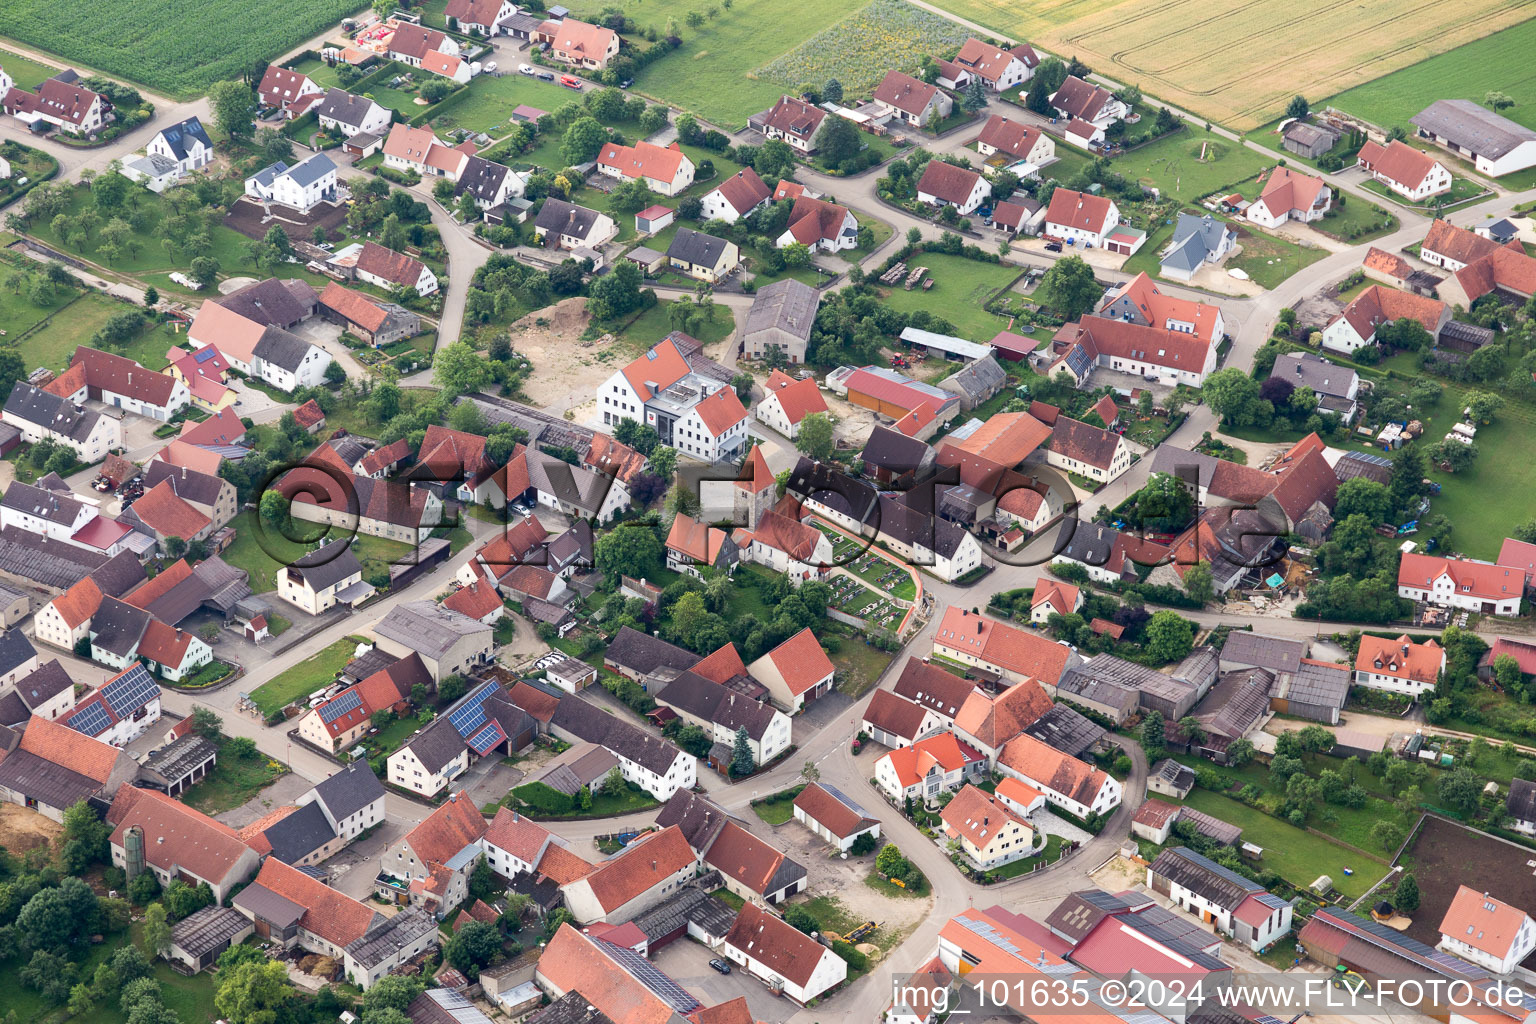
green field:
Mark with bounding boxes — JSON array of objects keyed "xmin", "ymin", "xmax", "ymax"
[
  {"xmin": 878, "ymin": 251, "xmax": 1019, "ymax": 341},
  {"xmin": 1176, "ymin": 788, "xmax": 1381, "ymax": 899},
  {"xmin": 21, "ymin": 292, "xmax": 158, "ymax": 372},
  {"xmin": 1322, "ymin": 20, "xmax": 1536, "ymax": 136},
  {"xmin": 183, "ymin": 745, "xmax": 288, "ymax": 814},
  {"xmin": 1360, "ymin": 175, "xmax": 1490, "ymax": 210},
  {"xmin": 1227, "ymin": 223, "xmax": 1329, "ymax": 289},
  {"xmin": 248, "ymin": 636, "xmax": 364, "ymax": 715},
  {"xmin": 2, "ymin": 0, "xmax": 366, "ymax": 98},
  {"xmin": 571, "ymin": 0, "xmax": 864, "ymax": 128},
  {"xmin": 221, "ymin": 510, "xmax": 415, "ymax": 593},
  {"xmin": 753, "ymin": 0, "xmax": 968, "ymax": 97},
  {"xmin": 0, "ymin": 47, "xmax": 58, "ymax": 90},
  {"xmin": 439, "ymin": 74, "xmax": 584, "ymax": 135},
  {"xmin": 1114, "ymin": 130, "xmax": 1270, "ymax": 201},
  {"xmin": 607, "ymin": 299, "xmax": 735, "ymax": 358}
]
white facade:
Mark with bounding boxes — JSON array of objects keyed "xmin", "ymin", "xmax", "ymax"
[
  {"xmin": 146, "ymin": 127, "xmax": 213, "ymax": 175},
  {"xmin": 2, "ymin": 407, "xmax": 120, "ymax": 462},
  {"xmin": 1398, "ymin": 570, "xmax": 1521, "ymax": 617},
  {"xmin": 387, "ymin": 742, "xmax": 470, "ymax": 797},
  {"xmin": 996, "ymin": 760, "xmax": 1121, "ymax": 820},
  {"xmin": 245, "ymin": 155, "xmax": 337, "ymax": 212},
  {"xmin": 1, "ymin": 501, "xmax": 96, "ymax": 545},
  {"xmin": 793, "ymin": 803, "xmax": 879, "ymax": 854},
  {"xmin": 1045, "ymin": 200, "xmax": 1121, "ymax": 248},
  {"xmin": 746, "ymin": 533, "xmax": 834, "ymax": 583},
  {"xmin": 918, "ymin": 175, "xmax": 990, "ymax": 216},
  {"xmin": 700, "ymin": 186, "xmax": 764, "ymax": 224},
  {"xmin": 722, "ymin": 931, "xmax": 847, "ymax": 1005},
  {"xmin": 319, "ymin": 99, "xmax": 392, "ymax": 138},
  {"xmin": 357, "ymin": 260, "xmax": 439, "ymax": 298},
  {"xmin": 1045, "ymin": 438, "xmax": 1132, "ymax": 483},
  {"xmin": 90, "ymin": 695, "xmax": 162, "ymax": 747},
  {"xmin": 614, "ymin": 745, "xmax": 695, "ymax": 801},
  {"xmin": 754, "ymin": 389, "xmax": 815, "ymax": 439},
  {"xmin": 1361, "ymin": 156, "xmax": 1452, "ymax": 201},
  {"xmin": 1440, "ymin": 913, "xmax": 1536, "ymax": 975}
]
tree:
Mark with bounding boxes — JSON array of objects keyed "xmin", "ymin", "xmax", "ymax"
[
  {"xmin": 1226, "ymin": 738, "xmax": 1255, "ymax": 768},
  {"xmin": 143, "ymin": 285, "xmax": 159, "ymax": 307},
  {"xmin": 227, "ymin": 736, "xmax": 257, "ymax": 759},
  {"xmin": 1437, "ymin": 766, "xmax": 1484, "ymax": 816},
  {"xmin": 850, "ymin": 831, "xmax": 877, "ymax": 855},
  {"xmin": 822, "ymin": 78, "xmax": 843, "ymax": 104},
  {"xmin": 960, "ymin": 76, "xmax": 987, "ymax": 113},
  {"xmin": 730, "ymin": 726, "xmax": 755, "ymax": 776},
  {"xmin": 1286, "ymin": 95, "xmax": 1309, "ymax": 120},
  {"xmin": 433, "ymin": 340, "xmax": 491, "ymax": 396},
  {"xmin": 614, "ymin": 418, "xmax": 660, "ymax": 455},
  {"xmin": 61, "ymin": 799, "xmax": 111, "ymax": 873},
  {"xmin": 20, "ymin": 949, "xmax": 74, "ymax": 1002},
  {"xmin": 601, "ymin": 766, "xmax": 625, "ymax": 796},
  {"xmin": 1202, "ymin": 367, "xmax": 1269, "ymax": 426},
  {"xmin": 1128, "ymin": 472, "xmax": 1193, "ymax": 532},
  {"xmin": 1335, "ymin": 478, "xmax": 1391, "ymax": 523},
  {"xmin": 875, "ymin": 843, "xmax": 905, "ymax": 877},
  {"xmin": 595, "ymin": 522, "xmax": 662, "ymax": 579},
  {"xmin": 209, "ymin": 80, "xmax": 256, "ymax": 141},
  {"xmin": 1467, "ymin": 391, "xmax": 1504, "ymax": 424},
  {"xmin": 562, "ymin": 117, "xmax": 608, "ymax": 166},
  {"xmin": 1395, "ymin": 872, "xmax": 1420, "ymax": 912},
  {"xmin": 1494, "ymin": 653, "xmax": 1523, "ymax": 694},
  {"xmin": 1370, "ymin": 819, "xmax": 1405, "ymax": 852},
  {"xmin": 796, "ymin": 412, "xmax": 834, "ymax": 461},
  {"xmin": 814, "ymin": 115, "xmax": 862, "ymax": 164},
  {"xmin": 446, "ymin": 920, "xmax": 502, "ymax": 977},
  {"xmin": 18, "ymin": 877, "xmax": 99, "ymax": 952},
  {"xmin": 439, "ymin": 675, "xmax": 468, "ymax": 704},
  {"xmin": 1485, "ymin": 91, "xmax": 1515, "ymax": 111},
  {"xmin": 1145, "ymin": 611, "xmax": 1194, "ymax": 663},
  {"xmin": 1182, "ymin": 561, "xmax": 1214, "ymax": 604},
  {"xmin": 1025, "ymin": 76, "xmax": 1052, "ymax": 116},
  {"xmin": 189, "ymin": 255, "xmax": 220, "ymax": 287},
  {"xmin": 362, "ymin": 976, "xmax": 425, "ymax": 1017},
  {"xmin": 142, "ymin": 903, "xmax": 171, "ymax": 958},
  {"xmin": 648, "ymin": 445, "xmax": 678, "ymax": 480},
  {"xmin": 801, "ymin": 759, "xmax": 821, "ymax": 785},
  {"xmin": 214, "ymin": 959, "xmax": 290, "ymax": 1024},
  {"xmin": 1035, "ymin": 256, "xmax": 1100, "ymax": 319},
  {"xmin": 1427, "ymin": 438, "xmax": 1477, "ymax": 473},
  {"xmin": 1140, "ymin": 710, "xmax": 1165, "ymax": 756}
]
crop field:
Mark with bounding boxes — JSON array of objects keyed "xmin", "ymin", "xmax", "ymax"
[
  {"xmin": 755, "ymin": 0, "xmax": 969, "ymax": 97},
  {"xmin": 1, "ymin": 0, "xmax": 366, "ymax": 98},
  {"xmin": 923, "ymin": 0, "xmax": 1533, "ymax": 131},
  {"xmin": 572, "ymin": 0, "xmax": 863, "ymax": 128}
]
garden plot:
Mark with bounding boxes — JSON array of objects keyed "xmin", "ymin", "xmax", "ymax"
[
  {"xmin": 829, "ymin": 573, "xmax": 905, "ymax": 633},
  {"xmin": 754, "ymin": 0, "xmax": 969, "ymax": 96},
  {"xmin": 1399, "ymin": 815, "xmax": 1536, "ymax": 948}
]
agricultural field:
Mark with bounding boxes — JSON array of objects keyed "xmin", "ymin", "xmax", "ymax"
[
  {"xmin": 755, "ymin": 0, "xmax": 969, "ymax": 97},
  {"xmin": 1398, "ymin": 816, "xmax": 1536, "ymax": 948},
  {"xmin": 20, "ymin": 291, "xmax": 151, "ymax": 372},
  {"xmin": 0, "ymin": 47, "xmax": 58, "ymax": 90},
  {"xmin": 1, "ymin": 0, "xmax": 366, "ymax": 98},
  {"xmin": 571, "ymin": 0, "xmax": 864, "ymax": 128},
  {"xmin": 877, "ymin": 251, "xmax": 1020, "ymax": 342},
  {"xmin": 922, "ymin": 0, "xmax": 1533, "ymax": 131}
]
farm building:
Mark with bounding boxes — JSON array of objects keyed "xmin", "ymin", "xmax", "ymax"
[{"xmin": 1411, "ymin": 99, "xmax": 1536, "ymax": 178}]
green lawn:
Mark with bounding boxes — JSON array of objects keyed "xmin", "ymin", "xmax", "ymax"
[
  {"xmin": 1175, "ymin": 788, "xmax": 1379, "ymax": 899},
  {"xmin": 605, "ymin": 298, "xmax": 735, "ymax": 359},
  {"xmin": 571, "ymin": 0, "xmax": 865, "ymax": 128},
  {"xmin": 878, "ymin": 251, "xmax": 1019, "ymax": 342},
  {"xmin": 0, "ymin": 47, "xmax": 57, "ymax": 90},
  {"xmin": 0, "ymin": 270, "xmax": 85, "ymax": 339},
  {"xmin": 830, "ymin": 639, "xmax": 894, "ymax": 697},
  {"xmin": 1227, "ymin": 222, "xmax": 1329, "ymax": 289},
  {"xmin": 441, "ymin": 74, "xmax": 587, "ymax": 135},
  {"xmin": 21, "ymin": 292, "xmax": 152, "ymax": 372},
  {"xmin": 221, "ymin": 510, "xmax": 414, "ymax": 593},
  {"xmin": 1113, "ymin": 130, "xmax": 1270, "ymax": 202},
  {"xmin": 247, "ymin": 636, "xmax": 364, "ymax": 715},
  {"xmin": 1359, "ymin": 175, "xmax": 1490, "ymax": 209},
  {"xmin": 182, "ymin": 746, "xmax": 288, "ymax": 814},
  {"xmin": 752, "ymin": 792, "xmax": 800, "ymax": 825}
]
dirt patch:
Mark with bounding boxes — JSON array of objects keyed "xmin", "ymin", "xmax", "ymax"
[
  {"xmin": 1090, "ymin": 852, "xmax": 1147, "ymax": 892},
  {"xmin": 220, "ymin": 276, "xmax": 260, "ymax": 295},
  {"xmin": 223, "ymin": 197, "xmax": 352, "ymax": 244},
  {"xmin": 506, "ymin": 297, "xmax": 616, "ymax": 408},
  {"xmin": 1400, "ymin": 816, "xmax": 1536, "ymax": 947},
  {"xmin": 821, "ymin": 390, "xmax": 880, "ymax": 447},
  {"xmin": 1293, "ymin": 291, "xmax": 1344, "ymax": 330},
  {"xmin": 0, "ymin": 803, "xmax": 63, "ymax": 855}
]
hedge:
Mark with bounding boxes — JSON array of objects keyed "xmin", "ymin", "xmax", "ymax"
[{"xmin": 512, "ymin": 782, "xmax": 574, "ymax": 814}]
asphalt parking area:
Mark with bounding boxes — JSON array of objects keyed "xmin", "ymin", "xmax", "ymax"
[{"xmin": 651, "ymin": 935, "xmax": 800, "ymax": 1024}]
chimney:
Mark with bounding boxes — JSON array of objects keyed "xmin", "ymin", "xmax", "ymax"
[{"xmin": 1402, "ymin": 644, "xmax": 1409, "ymax": 656}]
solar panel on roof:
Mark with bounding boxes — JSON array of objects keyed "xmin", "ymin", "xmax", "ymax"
[
  {"xmin": 466, "ymin": 719, "xmax": 505, "ymax": 756},
  {"xmin": 448, "ymin": 682, "xmax": 498, "ymax": 739},
  {"xmin": 102, "ymin": 664, "xmax": 158, "ymax": 717},
  {"xmin": 594, "ymin": 939, "xmax": 702, "ymax": 1014},
  {"xmin": 68, "ymin": 700, "xmax": 113, "ymax": 737},
  {"xmin": 319, "ymin": 689, "xmax": 363, "ymax": 724}
]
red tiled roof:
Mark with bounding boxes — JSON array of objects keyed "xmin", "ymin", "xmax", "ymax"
[
  {"xmin": 879, "ymin": 733, "xmax": 983, "ymax": 787},
  {"xmin": 1439, "ymin": 885, "xmax": 1531, "ymax": 958},
  {"xmin": 318, "ymin": 281, "xmax": 392, "ymax": 333},
  {"xmin": 749, "ymin": 508, "xmax": 822, "ymax": 562},
  {"xmin": 356, "ymin": 240, "xmax": 427, "ymax": 288},
  {"xmin": 946, "ymin": 411, "xmax": 1051, "ymax": 467},
  {"xmin": 1451, "ymin": 245, "xmax": 1536, "ymax": 304},
  {"xmin": 934, "ymin": 607, "xmax": 1073, "ymax": 685},
  {"xmin": 792, "ymin": 782, "xmax": 877, "ymax": 839},
  {"xmin": 106, "ymin": 784, "xmax": 251, "ymax": 885},
  {"xmin": 953, "ymin": 676, "xmax": 1052, "ymax": 749},
  {"xmin": 763, "ymin": 371, "xmax": 827, "ymax": 425},
  {"xmin": 422, "ymin": 50, "xmax": 464, "ymax": 79},
  {"xmin": 1032, "ymin": 579, "xmax": 1080, "ymax": 615},
  {"xmin": 762, "ymin": 95, "xmax": 825, "ymax": 142},
  {"xmin": 1133, "ymin": 796, "xmax": 1180, "ymax": 828},
  {"xmin": 1422, "ymin": 219, "xmax": 1519, "ymax": 267},
  {"xmin": 1107, "ymin": 272, "xmax": 1223, "ymax": 342},
  {"xmin": 917, "ymin": 160, "xmax": 983, "ymax": 205},
  {"xmin": 137, "ymin": 619, "xmax": 196, "ymax": 669},
  {"xmin": 1357, "ymin": 139, "xmax": 1441, "ymax": 191},
  {"xmin": 598, "ymin": 140, "xmax": 688, "ymax": 183},
  {"xmin": 177, "ymin": 408, "xmax": 246, "ymax": 447},
  {"xmin": 56, "ymin": 347, "xmax": 183, "ymax": 408},
  {"xmin": 249, "ymin": 857, "xmax": 377, "ymax": 947},
  {"xmin": 536, "ymin": 841, "xmax": 593, "ymax": 884},
  {"xmin": 724, "ymin": 902, "xmax": 833, "ymax": 988},
  {"xmin": 578, "ymin": 825, "xmax": 696, "ymax": 912},
  {"xmin": 1355, "ymin": 634, "xmax": 1443, "ymax": 685},
  {"xmin": 874, "ymin": 70, "xmax": 941, "ymax": 117},
  {"xmin": 861, "ymin": 689, "xmax": 930, "ymax": 742},
  {"xmin": 694, "ymin": 643, "xmax": 748, "ymax": 685},
  {"xmin": 552, "ymin": 18, "xmax": 617, "ymax": 59},
  {"xmin": 620, "ymin": 337, "xmax": 691, "ymax": 403},
  {"xmin": 5, "ymin": 78, "xmax": 105, "ymax": 125},
  {"xmin": 703, "ymin": 820, "xmax": 790, "ymax": 896},
  {"xmin": 762, "ymin": 627, "xmax": 833, "ymax": 696},
  {"xmin": 538, "ymin": 925, "xmax": 676, "ymax": 1024},
  {"xmin": 123, "ymin": 558, "xmax": 195, "ymax": 611},
  {"xmin": 1363, "ymin": 246, "xmax": 1415, "ymax": 280},
  {"xmin": 996, "ymin": 732, "xmax": 1109, "ymax": 806},
  {"xmin": 1059, "ymin": 317, "xmax": 1214, "ymax": 378},
  {"xmin": 941, "ymin": 784, "xmax": 1029, "ymax": 849},
  {"xmin": 405, "ymin": 793, "xmax": 488, "ymax": 868},
  {"xmin": 1330, "ymin": 285, "xmax": 1447, "ymax": 342},
  {"xmin": 666, "ymin": 514, "xmax": 730, "ymax": 564},
  {"xmin": 484, "ymin": 806, "xmax": 552, "ymax": 864},
  {"xmin": 292, "ymin": 399, "xmax": 325, "ymax": 429},
  {"xmin": 710, "ymin": 167, "xmax": 770, "ymax": 216},
  {"xmin": 785, "ymin": 196, "xmax": 852, "ymax": 246},
  {"xmin": 978, "ymin": 114, "xmax": 1044, "ymax": 159},
  {"xmin": 955, "ymin": 37, "xmax": 1022, "ymax": 81},
  {"xmin": 1398, "ymin": 553, "xmax": 1521, "ymax": 603},
  {"xmin": 189, "ymin": 300, "xmax": 267, "ymax": 365},
  {"xmin": 21, "ymin": 717, "xmax": 119, "ymax": 782},
  {"xmin": 1255, "ymin": 165, "xmax": 1328, "ymax": 216},
  {"xmin": 584, "ymin": 433, "xmax": 646, "ymax": 485},
  {"xmin": 773, "ymin": 180, "xmax": 806, "ymax": 202},
  {"xmin": 1046, "ymin": 188, "xmax": 1115, "ymax": 235},
  {"xmin": 694, "ymin": 386, "xmax": 747, "ymax": 436},
  {"xmin": 444, "ymin": 578, "xmax": 502, "ymax": 620},
  {"xmin": 128, "ymin": 480, "xmax": 211, "ymax": 540}
]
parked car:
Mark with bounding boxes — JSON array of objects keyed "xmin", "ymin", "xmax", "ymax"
[
  {"xmin": 559, "ymin": 75, "xmax": 582, "ymax": 90},
  {"xmin": 484, "ymin": 61, "xmax": 498, "ymax": 73},
  {"xmin": 1044, "ymin": 241, "xmax": 1063, "ymax": 252},
  {"xmin": 519, "ymin": 64, "xmax": 537, "ymax": 76},
  {"xmin": 708, "ymin": 959, "xmax": 732, "ymax": 975},
  {"xmin": 536, "ymin": 70, "xmax": 555, "ymax": 82}
]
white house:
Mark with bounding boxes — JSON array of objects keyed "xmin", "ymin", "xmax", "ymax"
[
  {"xmin": 941, "ymin": 785, "xmax": 1037, "ymax": 870},
  {"xmin": 596, "ymin": 140, "xmax": 694, "ymax": 197},
  {"xmin": 1398, "ymin": 552, "xmax": 1522, "ymax": 617},
  {"xmin": 722, "ymin": 903, "xmax": 847, "ymax": 1005},
  {"xmin": 66, "ymin": 664, "xmax": 162, "ymax": 747},
  {"xmin": 951, "ymin": 38, "xmax": 1033, "ymax": 91},
  {"xmin": 916, "ymin": 160, "xmax": 990, "ymax": 216},
  {"xmin": 792, "ymin": 782, "xmax": 879, "ymax": 853},
  {"xmin": 873, "ymin": 733, "xmax": 985, "ymax": 803},
  {"xmin": 315, "ymin": 89, "xmax": 392, "ymax": 138},
  {"xmin": 0, "ymin": 481, "xmax": 98, "ymax": 545},
  {"xmin": 1044, "ymin": 188, "xmax": 1120, "ymax": 247},
  {"xmin": 1030, "ymin": 578, "xmax": 1082, "ymax": 624},
  {"xmin": 996, "ymin": 734, "xmax": 1120, "ymax": 819},
  {"xmin": 975, "ymin": 114, "xmax": 1055, "ymax": 168},
  {"xmin": 245, "ymin": 153, "xmax": 339, "ymax": 212},
  {"xmin": 446, "ymin": 0, "xmax": 517, "ymax": 34},
  {"xmin": 277, "ymin": 541, "xmax": 368, "ymax": 615},
  {"xmin": 745, "ymin": 627, "xmax": 836, "ymax": 714},
  {"xmin": 1320, "ymin": 285, "xmax": 1449, "ymax": 356},
  {"xmin": 1437, "ymin": 886, "xmax": 1536, "ymax": 976},
  {"xmin": 354, "ymin": 241, "xmax": 439, "ymax": 297},
  {"xmin": 1353, "ymin": 634, "xmax": 1445, "ymax": 697},
  {"xmin": 559, "ymin": 825, "xmax": 697, "ymax": 924},
  {"xmin": 1049, "ymin": 76, "xmax": 1128, "ymax": 130},
  {"xmin": 1247, "ymin": 166, "xmax": 1331, "ymax": 228},
  {"xmin": 755, "ymin": 371, "xmax": 827, "ymax": 440},
  {"xmin": 1148, "ymin": 846, "xmax": 1293, "ymax": 952},
  {"xmin": 1357, "ymin": 139, "xmax": 1452, "ymax": 201},
  {"xmin": 2, "ymin": 382, "xmax": 122, "ymax": 462},
  {"xmin": 3, "ymin": 78, "xmax": 109, "ymax": 135},
  {"xmin": 145, "ymin": 117, "xmax": 214, "ymax": 175},
  {"xmin": 700, "ymin": 167, "xmax": 771, "ymax": 224},
  {"xmin": 598, "ymin": 336, "xmax": 747, "ymax": 464},
  {"xmin": 744, "ymin": 508, "xmax": 835, "ymax": 585}
]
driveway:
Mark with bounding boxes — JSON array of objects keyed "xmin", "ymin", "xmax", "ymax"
[{"xmin": 651, "ymin": 939, "xmax": 800, "ymax": 1024}]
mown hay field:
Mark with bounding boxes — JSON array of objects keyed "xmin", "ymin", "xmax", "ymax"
[
  {"xmin": 755, "ymin": 0, "xmax": 970, "ymax": 96},
  {"xmin": 573, "ymin": 0, "xmax": 865, "ymax": 128},
  {"xmin": 923, "ymin": 0, "xmax": 1535, "ymax": 131},
  {"xmin": 1, "ymin": 0, "xmax": 363, "ymax": 99}
]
